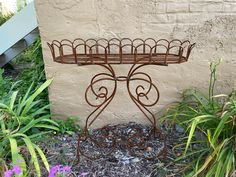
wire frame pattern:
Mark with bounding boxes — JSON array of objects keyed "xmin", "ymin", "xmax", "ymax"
[
  {"xmin": 47, "ymin": 37, "xmax": 195, "ymax": 161},
  {"xmin": 47, "ymin": 38, "xmax": 195, "ymax": 65}
]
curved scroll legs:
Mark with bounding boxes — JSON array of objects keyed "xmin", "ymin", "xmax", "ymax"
[
  {"xmin": 126, "ymin": 64, "xmax": 167, "ymax": 159},
  {"xmin": 127, "ymin": 64, "xmax": 159, "ymax": 135},
  {"xmin": 84, "ymin": 64, "xmax": 117, "ymax": 132},
  {"xmin": 77, "ymin": 64, "xmax": 117, "ymax": 160},
  {"xmin": 77, "ymin": 64, "xmax": 167, "ymax": 161}
]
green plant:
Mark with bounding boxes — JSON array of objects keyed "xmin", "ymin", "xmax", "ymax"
[
  {"xmin": 17, "ymin": 0, "xmax": 27, "ymax": 12},
  {"xmin": 0, "ymin": 14, "xmax": 13, "ymax": 26},
  {"xmin": 0, "ymin": 158, "xmax": 7, "ymax": 177},
  {"xmin": 13, "ymin": 38, "xmax": 48, "ymax": 103},
  {"xmin": 162, "ymin": 61, "xmax": 236, "ymax": 177},
  {"xmin": 56, "ymin": 116, "xmax": 81, "ymax": 135},
  {"xmin": 0, "ymin": 79, "xmax": 59, "ymax": 176},
  {"xmin": 0, "ymin": 68, "xmax": 15, "ymax": 100}
]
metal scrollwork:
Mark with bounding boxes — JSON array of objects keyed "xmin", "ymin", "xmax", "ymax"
[
  {"xmin": 77, "ymin": 64, "xmax": 167, "ymax": 161},
  {"xmin": 47, "ymin": 37, "xmax": 195, "ymax": 161},
  {"xmin": 84, "ymin": 64, "xmax": 117, "ymax": 133}
]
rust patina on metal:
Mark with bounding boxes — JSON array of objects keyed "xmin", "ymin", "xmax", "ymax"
[{"xmin": 47, "ymin": 38, "xmax": 195, "ymax": 160}]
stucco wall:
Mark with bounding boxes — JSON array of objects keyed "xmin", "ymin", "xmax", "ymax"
[{"xmin": 35, "ymin": 0, "xmax": 236, "ymax": 128}]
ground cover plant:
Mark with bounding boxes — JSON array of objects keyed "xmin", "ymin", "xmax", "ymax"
[
  {"xmin": 11, "ymin": 38, "xmax": 48, "ymax": 104},
  {"xmin": 0, "ymin": 36, "xmax": 81, "ymax": 176},
  {"xmin": 0, "ymin": 79, "xmax": 60, "ymax": 176},
  {"xmin": 162, "ymin": 61, "xmax": 236, "ymax": 177}
]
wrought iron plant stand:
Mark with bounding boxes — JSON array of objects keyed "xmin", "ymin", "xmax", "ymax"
[{"xmin": 47, "ymin": 38, "xmax": 195, "ymax": 161}]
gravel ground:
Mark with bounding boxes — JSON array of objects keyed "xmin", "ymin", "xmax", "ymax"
[{"xmin": 38, "ymin": 122, "xmax": 188, "ymax": 177}]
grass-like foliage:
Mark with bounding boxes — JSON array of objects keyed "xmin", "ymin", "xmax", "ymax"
[
  {"xmin": 0, "ymin": 37, "xmax": 81, "ymax": 176},
  {"xmin": 163, "ymin": 61, "xmax": 236, "ymax": 177},
  {"xmin": 0, "ymin": 79, "xmax": 59, "ymax": 177},
  {"xmin": 0, "ymin": 14, "xmax": 13, "ymax": 26},
  {"xmin": 0, "ymin": 69, "xmax": 13, "ymax": 98},
  {"xmin": 13, "ymin": 38, "xmax": 48, "ymax": 104},
  {"xmin": 55, "ymin": 116, "xmax": 81, "ymax": 135}
]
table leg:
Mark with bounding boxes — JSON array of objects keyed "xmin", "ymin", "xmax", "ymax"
[
  {"xmin": 126, "ymin": 63, "xmax": 167, "ymax": 159},
  {"xmin": 77, "ymin": 64, "xmax": 117, "ymax": 160},
  {"xmin": 77, "ymin": 64, "xmax": 167, "ymax": 160}
]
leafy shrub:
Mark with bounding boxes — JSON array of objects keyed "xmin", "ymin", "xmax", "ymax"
[
  {"xmin": 0, "ymin": 14, "xmax": 13, "ymax": 26},
  {"xmin": 13, "ymin": 38, "xmax": 48, "ymax": 104},
  {"xmin": 163, "ymin": 61, "xmax": 236, "ymax": 177},
  {"xmin": 0, "ymin": 79, "xmax": 59, "ymax": 176},
  {"xmin": 55, "ymin": 116, "xmax": 81, "ymax": 135},
  {"xmin": 0, "ymin": 69, "xmax": 14, "ymax": 98}
]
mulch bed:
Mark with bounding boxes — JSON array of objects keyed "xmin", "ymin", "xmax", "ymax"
[{"xmin": 39, "ymin": 122, "xmax": 187, "ymax": 177}]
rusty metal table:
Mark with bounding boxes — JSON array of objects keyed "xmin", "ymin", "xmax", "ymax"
[{"xmin": 48, "ymin": 38, "xmax": 195, "ymax": 160}]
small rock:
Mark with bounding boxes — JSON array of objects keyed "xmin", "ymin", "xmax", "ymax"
[
  {"xmin": 176, "ymin": 152, "xmax": 182, "ymax": 157},
  {"xmin": 131, "ymin": 157, "xmax": 140, "ymax": 163},
  {"xmin": 123, "ymin": 160, "xmax": 130, "ymax": 164},
  {"xmin": 146, "ymin": 147, "xmax": 153, "ymax": 152},
  {"xmin": 175, "ymin": 124, "xmax": 185, "ymax": 133}
]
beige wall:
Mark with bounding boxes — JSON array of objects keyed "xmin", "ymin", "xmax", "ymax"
[{"xmin": 35, "ymin": 0, "xmax": 236, "ymax": 128}]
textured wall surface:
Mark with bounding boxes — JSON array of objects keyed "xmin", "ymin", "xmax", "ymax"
[{"xmin": 35, "ymin": 0, "xmax": 236, "ymax": 128}]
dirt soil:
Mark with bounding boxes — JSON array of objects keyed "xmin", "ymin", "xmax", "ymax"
[{"xmin": 39, "ymin": 122, "xmax": 187, "ymax": 177}]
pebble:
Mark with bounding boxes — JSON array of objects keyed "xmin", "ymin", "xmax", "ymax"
[
  {"xmin": 146, "ymin": 147, "xmax": 153, "ymax": 152},
  {"xmin": 175, "ymin": 124, "xmax": 185, "ymax": 133},
  {"xmin": 131, "ymin": 157, "xmax": 140, "ymax": 163}
]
